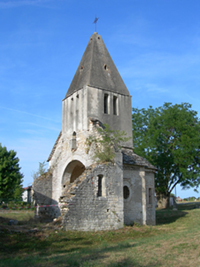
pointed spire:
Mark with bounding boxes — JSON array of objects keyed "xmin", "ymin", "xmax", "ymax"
[{"xmin": 65, "ymin": 32, "xmax": 130, "ymax": 98}]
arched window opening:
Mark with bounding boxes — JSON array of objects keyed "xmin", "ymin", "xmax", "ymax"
[
  {"xmin": 113, "ymin": 96, "xmax": 118, "ymax": 115},
  {"xmin": 148, "ymin": 188, "xmax": 152, "ymax": 204},
  {"xmin": 97, "ymin": 175, "xmax": 103, "ymax": 197},
  {"xmin": 104, "ymin": 94, "xmax": 109, "ymax": 114},
  {"xmin": 123, "ymin": 186, "xmax": 130, "ymax": 199},
  {"xmin": 62, "ymin": 160, "xmax": 85, "ymax": 190},
  {"xmin": 70, "ymin": 164, "xmax": 85, "ymax": 183},
  {"xmin": 71, "ymin": 131, "xmax": 77, "ymax": 150}
]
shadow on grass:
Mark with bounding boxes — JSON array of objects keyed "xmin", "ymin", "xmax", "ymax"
[
  {"xmin": 156, "ymin": 202, "xmax": 200, "ymax": 225},
  {"xmin": 37, "ymin": 242, "xmax": 137, "ymax": 266},
  {"xmin": 177, "ymin": 202, "xmax": 200, "ymax": 210},
  {"xmin": 0, "ymin": 242, "xmax": 154, "ymax": 267},
  {"xmin": 106, "ymin": 257, "xmax": 161, "ymax": 267},
  {"xmin": 0, "ymin": 233, "xmax": 93, "ymax": 256},
  {"xmin": 156, "ymin": 209, "xmax": 188, "ymax": 225}
]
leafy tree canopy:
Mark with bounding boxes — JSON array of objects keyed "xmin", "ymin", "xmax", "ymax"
[
  {"xmin": 132, "ymin": 103, "xmax": 200, "ymax": 199},
  {"xmin": 0, "ymin": 144, "xmax": 23, "ymax": 200},
  {"xmin": 32, "ymin": 161, "xmax": 48, "ymax": 180}
]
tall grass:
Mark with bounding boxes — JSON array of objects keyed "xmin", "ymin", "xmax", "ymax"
[{"xmin": 0, "ymin": 203, "xmax": 200, "ymax": 267}]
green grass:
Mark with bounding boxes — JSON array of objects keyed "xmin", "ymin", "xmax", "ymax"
[
  {"xmin": 0, "ymin": 203, "xmax": 200, "ymax": 266},
  {"xmin": 0, "ymin": 210, "xmax": 34, "ymax": 221}
]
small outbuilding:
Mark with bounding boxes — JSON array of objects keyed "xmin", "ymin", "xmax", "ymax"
[{"xmin": 22, "ymin": 186, "xmax": 33, "ymax": 203}]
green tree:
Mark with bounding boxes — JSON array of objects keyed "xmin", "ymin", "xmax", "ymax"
[
  {"xmin": 32, "ymin": 161, "xmax": 47, "ymax": 180},
  {"xmin": 132, "ymin": 103, "xmax": 200, "ymax": 208},
  {"xmin": 0, "ymin": 144, "xmax": 23, "ymax": 200},
  {"xmin": 86, "ymin": 124, "xmax": 130, "ymax": 163}
]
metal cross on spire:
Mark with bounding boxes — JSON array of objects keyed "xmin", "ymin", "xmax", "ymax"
[{"xmin": 93, "ymin": 16, "xmax": 99, "ymax": 32}]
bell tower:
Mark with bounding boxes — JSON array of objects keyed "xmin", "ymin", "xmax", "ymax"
[{"xmin": 62, "ymin": 32, "xmax": 133, "ymax": 148}]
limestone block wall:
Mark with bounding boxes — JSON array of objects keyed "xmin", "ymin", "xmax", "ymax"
[
  {"xmin": 62, "ymin": 86, "xmax": 133, "ymax": 149},
  {"xmin": 33, "ymin": 172, "xmax": 60, "ymax": 220},
  {"xmin": 87, "ymin": 86, "xmax": 133, "ymax": 148},
  {"xmin": 123, "ymin": 166, "xmax": 156, "ymax": 226},
  {"xmin": 48, "ymin": 129, "xmax": 95, "ymax": 203},
  {"xmin": 145, "ymin": 170, "xmax": 156, "ymax": 225},
  {"xmin": 62, "ymin": 87, "xmax": 88, "ymax": 134},
  {"xmin": 60, "ymin": 163, "xmax": 124, "ymax": 231},
  {"xmin": 49, "ymin": 115, "xmax": 121, "ymax": 204},
  {"xmin": 123, "ymin": 166, "xmax": 144, "ymax": 225}
]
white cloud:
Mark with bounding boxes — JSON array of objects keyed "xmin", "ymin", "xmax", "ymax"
[
  {"xmin": 0, "ymin": 106, "xmax": 59, "ymax": 123},
  {"xmin": 15, "ymin": 137, "xmax": 52, "ymax": 161},
  {"xmin": 120, "ymin": 50, "xmax": 200, "ymax": 80},
  {"xmin": 21, "ymin": 122, "xmax": 60, "ymax": 132},
  {"xmin": 145, "ymin": 83, "xmax": 168, "ymax": 93},
  {"xmin": 0, "ymin": 0, "xmax": 52, "ymax": 8}
]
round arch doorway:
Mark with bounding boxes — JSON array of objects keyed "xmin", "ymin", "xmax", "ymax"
[{"xmin": 62, "ymin": 160, "xmax": 85, "ymax": 189}]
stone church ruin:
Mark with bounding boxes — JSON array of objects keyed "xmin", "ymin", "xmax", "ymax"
[{"xmin": 33, "ymin": 32, "xmax": 156, "ymax": 231}]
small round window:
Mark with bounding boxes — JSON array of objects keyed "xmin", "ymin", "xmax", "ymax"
[{"xmin": 123, "ymin": 186, "xmax": 130, "ymax": 199}]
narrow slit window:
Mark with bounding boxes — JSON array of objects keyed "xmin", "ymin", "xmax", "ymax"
[
  {"xmin": 104, "ymin": 94, "xmax": 108, "ymax": 114},
  {"xmin": 71, "ymin": 131, "xmax": 76, "ymax": 150},
  {"xmin": 149, "ymin": 188, "xmax": 152, "ymax": 204},
  {"xmin": 113, "ymin": 96, "xmax": 118, "ymax": 115},
  {"xmin": 123, "ymin": 186, "xmax": 130, "ymax": 199},
  {"xmin": 97, "ymin": 175, "xmax": 103, "ymax": 197}
]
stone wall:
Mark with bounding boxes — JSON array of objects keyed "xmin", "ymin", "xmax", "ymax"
[
  {"xmin": 123, "ymin": 166, "xmax": 156, "ymax": 226},
  {"xmin": 61, "ymin": 86, "xmax": 133, "ymax": 148},
  {"xmin": 60, "ymin": 163, "xmax": 124, "ymax": 231},
  {"xmin": 87, "ymin": 86, "xmax": 133, "ymax": 148},
  {"xmin": 123, "ymin": 166, "xmax": 143, "ymax": 225},
  {"xmin": 145, "ymin": 170, "xmax": 156, "ymax": 225},
  {"xmin": 33, "ymin": 172, "xmax": 60, "ymax": 221},
  {"xmin": 48, "ymin": 128, "xmax": 94, "ymax": 203}
]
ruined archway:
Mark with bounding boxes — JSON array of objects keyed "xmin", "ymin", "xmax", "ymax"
[{"xmin": 62, "ymin": 160, "xmax": 85, "ymax": 189}]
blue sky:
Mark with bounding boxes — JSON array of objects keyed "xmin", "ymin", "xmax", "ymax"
[{"xmin": 0, "ymin": 0, "xmax": 200, "ymax": 199}]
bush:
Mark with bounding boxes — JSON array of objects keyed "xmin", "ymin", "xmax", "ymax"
[{"xmin": 0, "ymin": 199, "xmax": 34, "ymax": 210}]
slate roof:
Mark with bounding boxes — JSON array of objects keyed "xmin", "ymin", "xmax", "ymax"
[
  {"xmin": 122, "ymin": 148, "xmax": 157, "ymax": 170},
  {"xmin": 65, "ymin": 32, "xmax": 130, "ymax": 98}
]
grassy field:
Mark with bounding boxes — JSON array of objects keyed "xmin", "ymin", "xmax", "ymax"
[{"xmin": 0, "ymin": 203, "xmax": 200, "ymax": 267}]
